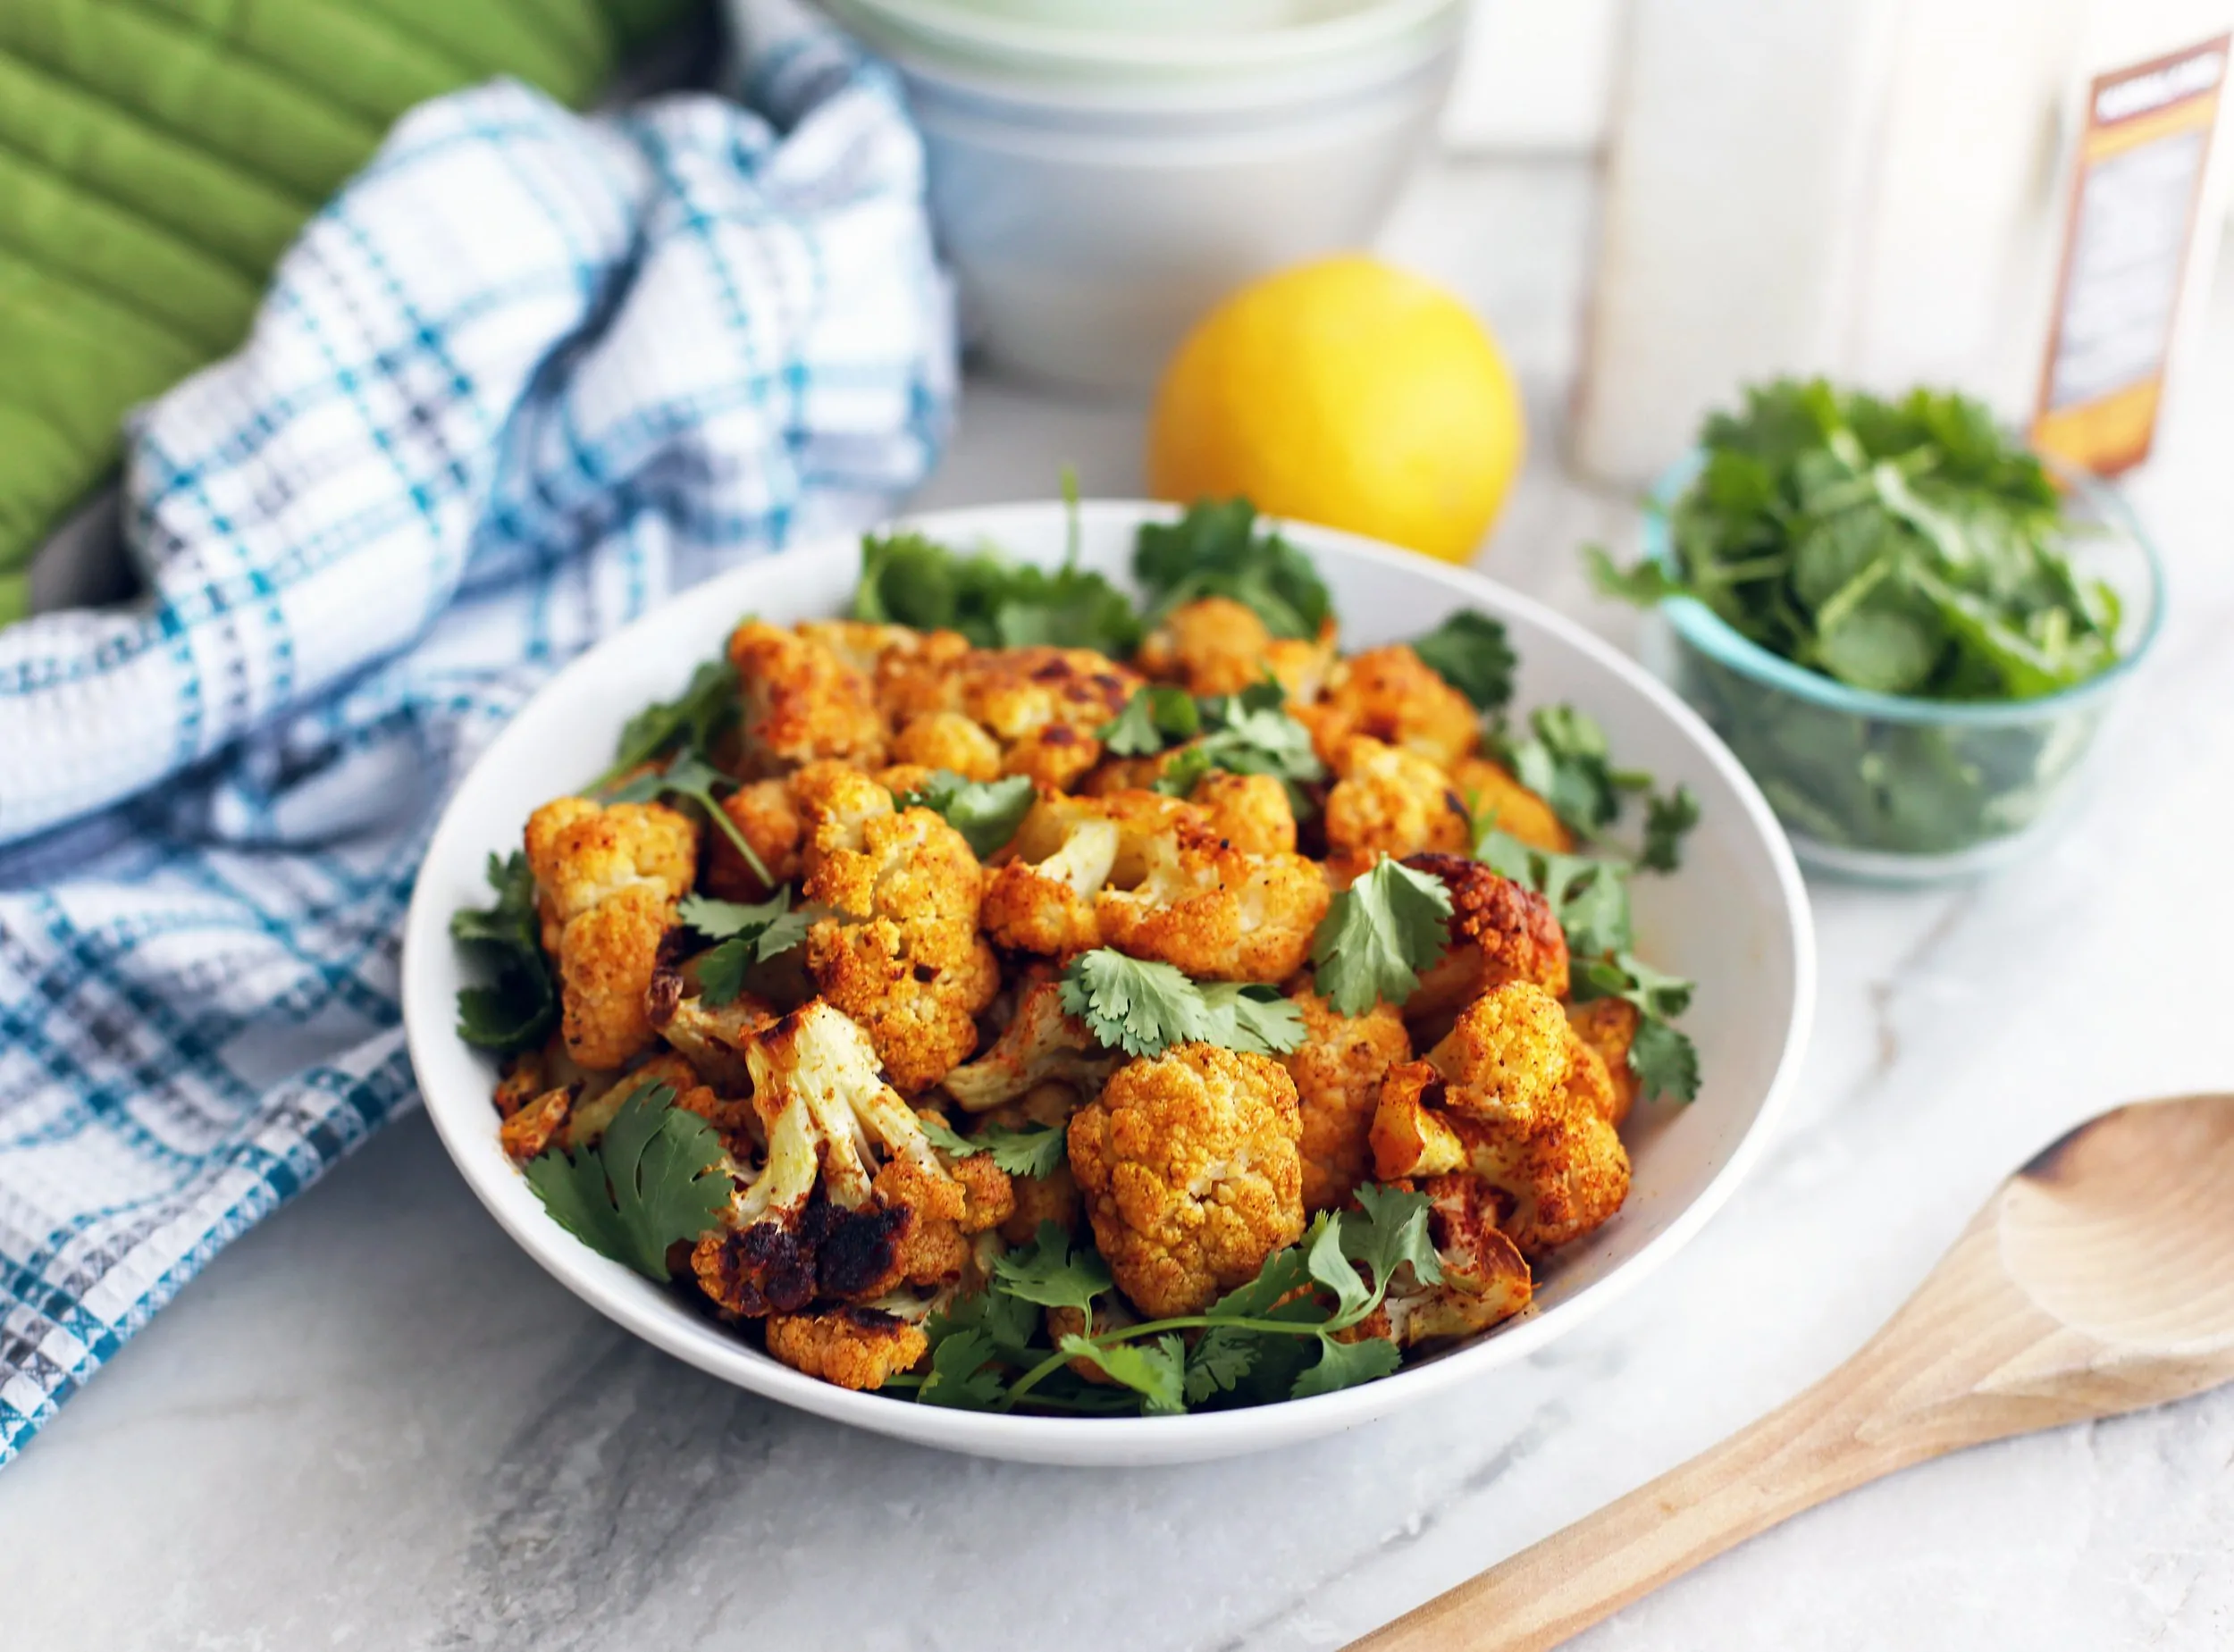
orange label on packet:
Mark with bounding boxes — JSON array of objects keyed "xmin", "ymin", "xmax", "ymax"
[{"xmin": 2032, "ymin": 37, "xmax": 2229, "ymax": 476}]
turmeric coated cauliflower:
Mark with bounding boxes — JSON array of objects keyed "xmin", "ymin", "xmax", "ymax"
[
  {"xmin": 940, "ymin": 979, "xmax": 1121, "ymax": 1114},
  {"xmin": 1294, "ymin": 644, "xmax": 1480, "ymax": 772},
  {"xmin": 691, "ymin": 1001, "xmax": 1014, "ymax": 1320},
  {"xmin": 1189, "ymin": 769, "xmax": 1298, "ymax": 856},
  {"xmin": 1449, "ymin": 755, "xmax": 1573, "ymax": 853},
  {"xmin": 763, "ymin": 1305, "xmax": 928, "ymax": 1391},
  {"xmin": 1399, "ymin": 851, "xmax": 1570, "ymax": 1031},
  {"xmin": 792, "ymin": 761, "xmax": 1000, "ymax": 1092},
  {"xmin": 1135, "ymin": 596, "xmax": 1338, "ymax": 701},
  {"xmin": 523, "ymin": 796, "xmax": 700, "ymax": 1070},
  {"xmin": 1371, "ymin": 982, "xmax": 1630, "ymax": 1258},
  {"xmin": 1067, "ymin": 1043, "xmax": 1306, "ymax": 1317},
  {"xmin": 1323, "ymin": 735, "xmax": 1472, "ymax": 874},
  {"xmin": 1566, "ymin": 997, "xmax": 1641, "ymax": 1127},
  {"xmin": 702, "ymin": 776, "xmax": 802, "ymax": 901},
  {"xmin": 891, "ymin": 710, "xmax": 1004, "ymax": 781},
  {"xmin": 726, "ymin": 619, "xmax": 887, "ymax": 776},
  {"xmin": 1281, "ymin": 986, "xmax": 1413, "ymax": 1215}
]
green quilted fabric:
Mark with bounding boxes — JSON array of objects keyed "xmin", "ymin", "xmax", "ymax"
[{"xmin": 0, "ymin": 0, "xmax": 697, "ymax": 621}]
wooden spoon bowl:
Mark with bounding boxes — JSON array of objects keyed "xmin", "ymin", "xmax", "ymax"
[{"xmin": 1356, "ymin": 1093, "xmax": 2234, "ymax": 1651}]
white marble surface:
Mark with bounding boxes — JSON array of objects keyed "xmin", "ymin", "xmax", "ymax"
[{"xmin": 5, "ymin": 157, "xmax": 2234, "ymax": 1651}]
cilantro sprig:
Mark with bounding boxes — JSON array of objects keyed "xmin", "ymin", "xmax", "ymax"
[
  {"xmin": 910, "ymin": 1190, "xmax": 1439, "ymax": 1415},
  {"xmin": 589, "ymin": 658, "xmax": 737, "ymax": 794},
  {"xmin": 450, "ymin": 851, "xmax": 558, "ymax": 1054},
  {"xmin": 677, "ymin": 889, "xmax": 811, "ymax": 1006},
  {"xmin": 852, "ymin": 530, "xmax": 1142, "ymax": 657},
  {"xmin": 1308, "ymin": 858, "xmax": 1454, "ymax": 1018},
  {"xmin": 1096, "ymin": 679, "xmax": 1325, "ymax": 805},
  {"xmin": 918, "ymin": 1114, "xmax": 1071, "ymax": 1180},
  {"xmin": 1133, "ymin": 499, "xmax": 1331, "ymax": 639},
  {"xmin": 1411, "ymin": 609, "xmax": 1517, "ymax": 712},
  {"xmin": 1056, "ymin": 951, "xmax": 1306, "ymax": 1060},
  {"xmin": 604, "ymin": 752, "xmax": 772, "ymax": 886},
  {"xmin": 892, "ymin": 769, "xmax": 1037, "ymax": 859},
  {"xmin": 524, "ymin": 1082, "xmax": 732, "ymax": 1279}
]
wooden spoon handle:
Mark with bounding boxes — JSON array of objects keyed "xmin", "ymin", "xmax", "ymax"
[{"xmin": 1351, "ymin": 1372, "xmax": 1911, "ymax": 1652}]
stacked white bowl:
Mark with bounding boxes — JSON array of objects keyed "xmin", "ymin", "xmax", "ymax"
[{"xmin": 814, "ymin": 0, "xmax": 1467, "ymax": 392}]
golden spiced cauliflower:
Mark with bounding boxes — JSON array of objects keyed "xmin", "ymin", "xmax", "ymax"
[
  {"xmin": 1323, "ymin": 734, "xmax": 1473, "ymax": 874},
  {"xmin": 523, "ymin": 796, "xmax": 699, "ymax": 1070},
  {"xmin": 1135, "ymin": 595, "xmax": 1338, "ymax": 701},
  {"xmin": 1294, "ymin": 643, "xmax": 1480, "ymax": 772},
  {"xmin": 1281, "ymin": 986, "xmax": 1413, "ymax": 1215},
  {"xmin": 726, "ymin": 620, "xmax": 887, "ymax": 775},
  {"xmin": 1370, "ymin": 982, "xmax": 1630, "ymax": 1258},
  {"xmin": 1066, "ymin": 1043, "xmax": 1306, "ymax": 1317},
  {"xmin": 1398, "ymin": 851, "xmax": 1570, "ymax": 1030}
]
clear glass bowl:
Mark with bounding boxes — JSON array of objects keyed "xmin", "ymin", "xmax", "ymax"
[{"xmin": 1641, "ymin": 453, "xmax": 2165, "ymax": 884}]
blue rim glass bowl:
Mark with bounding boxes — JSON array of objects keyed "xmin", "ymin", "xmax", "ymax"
[{"xmin": 1641, "ymin": 451, "xmax": 2166, "ymax": 883}]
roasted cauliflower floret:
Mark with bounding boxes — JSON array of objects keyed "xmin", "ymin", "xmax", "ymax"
[
  {"xmin": 763, "ymin": 1305, "xmax": 928, "ymax": 1391},
  {"xmin": 523, "ymin": 796, "xmax": 700, "ymax": 1069},
  {"xmin": 1324, "ymin": 735, "xmax": 1472, "ymax": 871},
  {"xmin": 691, "ymin": 1002, "xmax": 1013, "ymax": 1319},
  {"xmin": 981, "ymin": 795, "xmax": 1128, "ymax": 957},
  {"xmin": 1096, "ymin": 812, "xmax": 1331, "ymax": 983},
  {"xmin": 701, "ymin": 777, "xmax": 803, "ymax": 901},
  {"xmin": 1450, "ymin": 755, "xmax": 1573, "ymax": 853},
  {"xmin": 1190, "ymin": 769, "xmax": 1298, "ymax": 856},
  {"xmin": 886, "ymin": 646, "xmax": 1144, "ymax": 792},
  {"xmin": 1295, "ymin": 644, "xmax": 1480, "ymax": 772},
  {"xmin": 1135, "ymin": 596, "xmax": 1338, "ymax": 701},
  {"xmin": 1566, "ymin": 997, "xmax": 1642, "ymax": 1127},
  {"xmin": 1400, "ymin": 852, "xmax": 1570, "ymax": 1031},
  {"xmin": 891, "ymin": 710, "xmax": 1004, "ymax": 781},
  {"xmin": 1067, "ymin": 1044, "xmax": 1306, "ymax": 1317},
  {"xmin": 793, "ymin": 763, "xmax": 999, "ymax": 1092},
  {"xmin": 1371, "ymin": 983, "xmax": 1630, "ymax": 1258},
  {"xmin": 1281, "ymin": 987, "xmax": 1413, "ymax": 1215},
  {"xmin": 727, "ymin": 619, "xmax": 887, "ymax": 776},
  {"xmin": 981, "ymin": 1080, "xmax": 1088, "ymax": 1245},
  {"xmin": 1340, "ymin": 1175, "xmax": 1534, "ymax": 1348},
  {"xmin": 941, "ymin": 979, "xmax": 1121, "ymax": 1114}
]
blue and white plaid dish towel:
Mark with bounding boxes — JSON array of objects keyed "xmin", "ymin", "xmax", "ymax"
[{"xmin": 0, "ymin": 1, "xmax": 953, "ymax": 1467}]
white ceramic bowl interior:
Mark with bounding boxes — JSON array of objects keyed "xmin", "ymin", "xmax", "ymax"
[
  {"xmin": 401, "ymin": 501, "xmax": 1816, "ymax": 1467},
  {"xmin": 794, "ymin": 0, "xmax": 1465, "ymax": 390}
]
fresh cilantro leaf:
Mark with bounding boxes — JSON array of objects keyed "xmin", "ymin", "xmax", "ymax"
[
  {"xmin": 523, "ymin": 1083, "xmax": 729, "ymax": 1279},
  {"xmin": 1149, "ymin": 744, "xmax": 1216, "ymax": 799},
  {"xmin": 1343, "ymin": 1183, "xmax": 1443, "ymax": 1301},
  {"xmin": 1627, "ymin": 1016, "xmax": 1701, "ymax": 1104},
  {"xmin": 852, "ymin": 529, "xmax": 1143, "ymax": 656},
  {"xmin": 1410, "ymin": 609, "xmax": 1518, "ymax": 712},
  {"xmin": 1496, "ymin": 705, "xmax": 1649, "ymax": 837},
  {"xmin": 591, "ymin": 658, "xmax": 738, "ymax": 792},
  {"xmin": 1306, "ymin": 1213, "xmax": 1373, "ymax": 1321},
  {"xmin": 1309, "ymin": 859, "xmax": 1454, "ymax": 1017},
  {"xmin": 1583, "ymin": 542, "xmax": 1688, "ymax": 608},
  {"xmin": 894, "ymin": 769, "xmax": 1037, "ymax": 859},
  {"xmin": 450, "ymin": 851, "xmax": 557, "ymax": 1053},
  {"xmin": 1475, "ymin": 829, "xmax": 1635, "ymax": 960},
  {"xmin": 917, "ymin": 1328, "xmax": 1008, "ymax": 1410},
  {"xmin": 1195, "ymin": 680, "xmax": 1325, "ymax": 786},
  {"xmin": 1134, "ymin": 499, "xmax": 1331, "ymax": 639},
  {"xmin": 1182, "ymin": 1329, "xmax": 1260, "ymax": 1405},
  {"xmin": 1098, "ymin": 685, "xmax": 1201, "ymax": 757},
  {"xmin": 1291, "ymin": 1333, "xmax": 1402, "ymax": 1399},
  {"xmin": 606, "ymin": 753, "xmax": 772, "ymax": 885},
  {"xmin": 993, "ymin": 1222, "xmax": 1114, "ymax": 1317},
  {"xmin": 677, "ymin": 889, "xmax": 809, "ymax": 1006},
  {"xmin": 929, "ymin": 1273, "xmax": 1039, "ymax": 1358},
  {"xmin": 1058, "ymin": 950, "xmax": 1217, "ymax": 1057},
  {"xmin": 1198, "ymin": 983, "xmax": 1308, "ymax": 1056},
  {"xmin": 922, "ymin": 1118, "xmax": 1071, "ymax": 1180},
  {"xmin": 1058, "ymin": 1332, "xmax": 1188, "ymax": 1415},
  {"xmin": 1640, "ymin": 784, "xmax": 1701, "ymax": 873}
]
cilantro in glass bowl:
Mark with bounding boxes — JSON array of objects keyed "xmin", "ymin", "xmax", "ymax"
[{"xmin": 1592, "ymin": 381, "xmax": 2164, "ymax": 882}]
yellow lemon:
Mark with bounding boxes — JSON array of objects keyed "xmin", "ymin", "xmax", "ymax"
[{"xmin": 1147, "ymin": 256, "xmax": 1525, "ymax": 565}]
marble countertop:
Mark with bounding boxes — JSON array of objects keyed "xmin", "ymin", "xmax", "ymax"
[{"xmin": 5, "ymin": 157, "xmax": 2232, "ymax": 1651}]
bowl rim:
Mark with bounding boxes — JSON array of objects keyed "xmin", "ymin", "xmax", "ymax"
[
  {"xmin": 400, "ymin": 499, "xmax": 1818, "ymax": 1461},
  {"xmin": 1642, "ymin": 450, "xmax": 2166, "ymax": 728},
  {"xmin": 831, "ymin": 0, "xmax": 1462, "ymax": 71}
]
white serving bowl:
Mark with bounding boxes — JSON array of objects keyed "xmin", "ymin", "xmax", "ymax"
[
  {"xmin": 808, "ymin": 0, "xmax": 1465, "ymax": 390},
  {"xmin": 400, "ymin": 501, "xmax": 1816, "ymax": 1468}
]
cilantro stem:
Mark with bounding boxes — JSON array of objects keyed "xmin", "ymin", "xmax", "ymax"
[
  {"xmin": 996, "ymin": 1309, "xmax": 1367, "ymax": 1412},
  {"xmin": 699, "ymin": 792, "xmax": 774, "ymax": 886}
]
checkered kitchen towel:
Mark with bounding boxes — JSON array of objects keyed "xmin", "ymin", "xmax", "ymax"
[{"xmin": 0, "ymin": 0, "xmax": 953, "ymax": 1466}]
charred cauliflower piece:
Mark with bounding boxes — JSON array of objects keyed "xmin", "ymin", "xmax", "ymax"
[
  {"xmin": 1371, "ymin": 982, "xmax": 1630, "ymax": 1258},
  {"xmin": 1341, "ymin": 1174, "xmax": 1534, "ymax": 1348},
  {"xmin": 1067, "ymin": 1044, "xmax": 1306, "ymax": 1317},
  {"xmin": 941, "ymin": 979, "xmax": 1121, "ymax": 1114},
  {"xmin": 1400, "ymin": 851, "xmax": 1570, "ymax": 1031},
  {"xmin": 1323, "ymin": 735, "xmax": 1472, "ymax": 872},
  {"xmin": 1296, "ymin": 644, "xmax": 1480, "ymax": 772},
  {"xmin": 1450, "ymin": 755, "xmax": 1573, "ymax": 854},
  {"xmin": 792, "ymin": 761, "xmax": 1000, "ymax": 1092},
  {"xmin": 691, "ymin": 1002, "xmax": 1014, "ymax": 1320},
  {"xmin": 727, "ymin": 619, "xmax": 887, "ymax": 776},
  {"xmin": 1281, "ymin": 986, "xmax": 1413, "ymax": 1215},
  {"xmin": 1136, "ymin": 596, "xmax": 1338, "ymax": 701},
  {"xmin": 524, "ymin": 796, "xmax": 700, "ymax": 1070}
]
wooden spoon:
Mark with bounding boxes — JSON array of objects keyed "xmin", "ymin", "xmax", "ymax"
[{"xmin": 1354, "ymin": 1092, "xmax": 2234, "ymax": 1652}]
